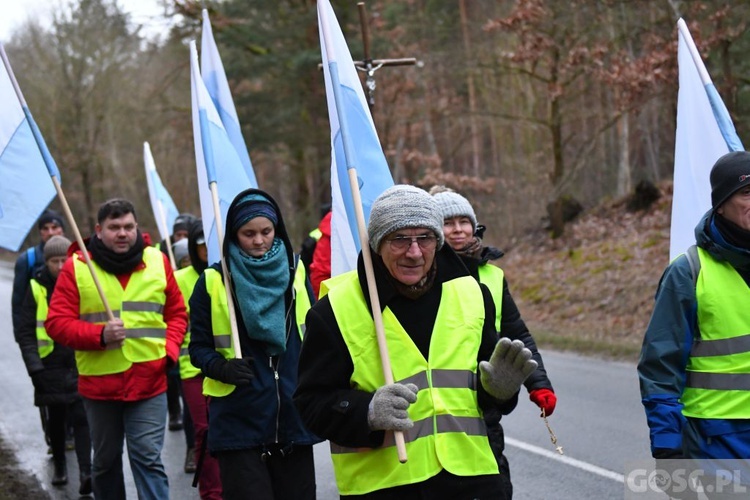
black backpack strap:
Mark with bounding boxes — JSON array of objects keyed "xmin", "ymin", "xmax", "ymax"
[{"xmin": 686, "ymin": 245, "xmax": 700, "ymax": 288}]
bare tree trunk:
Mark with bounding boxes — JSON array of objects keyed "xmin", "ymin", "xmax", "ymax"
[{"xmin": 616, "ymin": 110, "xmax": 632, "ymax": 196}]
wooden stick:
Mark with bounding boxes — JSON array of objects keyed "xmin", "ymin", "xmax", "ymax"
[
  {"xmin": 52, "ymin": 177, "xmax": 115, "ymax": 322},
  {"xmin": 209, "ymin": 182, "xmax": 243, "ymax": 360},
  {"xmin": 320, "ymin": 2, "xmax": 407, "ymax": 463}
]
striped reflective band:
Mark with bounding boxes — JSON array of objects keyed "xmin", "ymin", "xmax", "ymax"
[
  {"xmin": 687, "ymin": 372, "xmax": 750, "ymax": 391},
  {"xmin": 397, "ymin": 369, "xmax": 475, "ymax": 391},
  {"xmin": 213, "ymin": 335, "xmax": 233, "ymax": 349},
  {"xmin": 127, "ymin": 328, "xmax": 166, "ymax": 339},
  {"xmin": 179, "ymin": 347, "xmax": 190, "ymax": 357},
  {"xmin": 330, "ymin": 414, "xmax": 487, "ymax": 454},
  {"xmin": 37, "ymin": 339, "xmax": 52, "ymax": 348},
  {"xmin": 691, "ymin": 333, "xmax": 750, "ymax": 357},
  {"xmin": 121, "ymin": 301, "xmax": 164, "ymax": 314},
  {"xmin": 36, "ymin": 320, "xmax": 45, "ymax": 328},
  {"xmin": 79, "ymin": 301, "xmax": 163, "ymax": 323}
]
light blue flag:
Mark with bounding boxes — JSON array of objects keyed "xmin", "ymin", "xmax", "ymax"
[
  {"xmin": 670, "ymin": 19, "xmax": 744, "ymax": 260},
  {"xmin": 201, "ymin": 9, "xmax": 258, "ymax": 188},
  {"xmin": 317, "ymin": 0, "xmax": 394, "ymax": 275},
  {"xmin": 143, "ymin": 141, "xmax": 179, "ymax": 242},
  {"xmin": 0, "ymin": 44, "xmax": 59, "ymax": 251},
  {"xmin": 190, "ymin": 41, "xmax": 253, "ymax": 266}
]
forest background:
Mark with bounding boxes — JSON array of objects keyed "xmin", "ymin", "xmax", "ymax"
[{"xmin": 2, "ymin": 0, "xmax": 750, "ymax": 357}]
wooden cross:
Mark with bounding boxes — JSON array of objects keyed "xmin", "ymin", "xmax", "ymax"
[{"xmin": 352, "ymin": 2, "xmax": 418, "ymax": 110}]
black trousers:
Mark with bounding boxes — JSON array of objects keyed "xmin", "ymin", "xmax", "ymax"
[
  {"xmin": 48, "ymin": 400, "xmax": 91, "ymax": 470},
  {"xmin": 216, "ymin": 444, "xmax": 316, "ymax": 500}
]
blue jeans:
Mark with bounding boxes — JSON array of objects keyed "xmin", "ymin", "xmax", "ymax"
[{"xmin": 83, "ymin": 393, "xmax": 169, "ymax": 500}]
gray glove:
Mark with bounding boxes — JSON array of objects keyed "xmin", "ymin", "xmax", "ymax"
[
  {"xmin": 479, "ymin": 338, "xmax": 538, "ymax": 401},
  {"xmin": 367, "ymin": 383, "xmax": 419, "ymax": 431}
]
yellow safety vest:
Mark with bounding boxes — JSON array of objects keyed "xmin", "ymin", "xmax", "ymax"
[
  {"xmin": 202, "ymin": 266, "xmax": 311, "ymax": 397},
  {"xmin": 477, "ymin": 263, "xmax": 504, "ymax": 332},
  {"xmin": 29, "ymin": 279, "xmax": 54, "ymax": 359},
  {"xmin": 318, "ymin": 272, "xmax": 350, "ymax": 299},
  {"xmin": 327, "ymin": 271, "xmax": 498, "ymax": 495},
  {"xmin": 74, "ymin": 246, "xmax": 168, "ymax": 376},
  {"xmin": 682, "ymin": 247, "xmax": 750, "ymax": 419},
  {"xmin": 175, "ymin": 266, "xmax": 201, "ymax": 380}
]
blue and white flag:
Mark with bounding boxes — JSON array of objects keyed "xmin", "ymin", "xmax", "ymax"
[
  {"xmin": 190, "ymin": 40, "xmax": 253, "ymax": 265},
  {"xmin": 670, "ymin": 19, "xmax": 744, "ymax": 260},
  {"xmin": 0, "ymin": 44, "xmax": 59, "ymax": 251},
  {"xmin": 143, "ymin": 141, "xmax": 179, "ymax": 242},
  {"xmin": 317, "ymin": 0, "xmax": 394, "ymax": 275},
  {"xmin": 201, "ymin": 9, "xmax": 258, "ymax": 188}
]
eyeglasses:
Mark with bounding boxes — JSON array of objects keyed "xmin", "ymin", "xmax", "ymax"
[{"xmin": 386, "ymin": 234, "xmax": 438, "ymax": 252}]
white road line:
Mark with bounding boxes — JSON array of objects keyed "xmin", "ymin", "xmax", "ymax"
[{"xmin": 506, "ymin": 437, "xmax": 625, "ymax": 483}]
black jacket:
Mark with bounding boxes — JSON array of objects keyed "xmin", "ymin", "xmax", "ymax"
[
  {"xmin": 460, "ymin": 246, "xmax": 553, "ymax": 393},
  {"xmin": 188, "ymin": 188, "xmax": 320, "ymax": 452},
  {"xmin": 12, "ymin": 243, "xmax": 44, "ymax": 335},
  {"xmin": 294, "ymin": 244, "xmax": 518, "ymax": 450},
  {"xmin": 17, "ymin": 266, "xmax": 80, "ymax": 407}
]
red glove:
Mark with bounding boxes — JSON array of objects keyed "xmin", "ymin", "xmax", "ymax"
[{"xmin": 529, "ymin": 388, "xmax": 557, "ymax": 416}]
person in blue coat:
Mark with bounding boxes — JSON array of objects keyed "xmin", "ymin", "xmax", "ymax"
[
  {"xmin": 639, "ymin": 151, "xmax": 750, "ymax": 460},
  {"xmin": 189, "ymin": 188, "xmax": 320, "ymax": 500}
]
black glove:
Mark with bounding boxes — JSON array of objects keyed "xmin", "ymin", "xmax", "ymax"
[
  {"xmin": 212, "ymin": 357, "xmax": 254, "ymax": 386},
  {"xmin": 653, "ymin": 448, "xmax": 683, "ymax": 460}
]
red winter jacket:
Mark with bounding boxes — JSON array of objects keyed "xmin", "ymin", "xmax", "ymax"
[
  {"xmin": 45, "ymin": 235, "xmax": 187, "ymax": 401},
  {"xmin": 309, "ymin": 210, "xmax": 331, "ymax": 298}
]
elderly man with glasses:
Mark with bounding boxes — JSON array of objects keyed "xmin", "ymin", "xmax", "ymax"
[{"xmin": 294, "ymin": 184, "xmax": 537, "ymax": 499}]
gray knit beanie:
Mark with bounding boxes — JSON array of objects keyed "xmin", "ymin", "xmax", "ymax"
[
  {"xmin": 43, "ymin": 235, "xmax": 71, "ymax": 261},
  {"xmin": 368, "ymin": 185, "xmax": 444, "ymax": 252},
  {"xmin": 432, "ymin": 191, "xmax": 477, "ymax": 231}
]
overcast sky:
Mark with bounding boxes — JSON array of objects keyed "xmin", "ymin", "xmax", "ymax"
[{"xmin": 0, "ymin": 0, "xmax": 175, "ymax": 44}]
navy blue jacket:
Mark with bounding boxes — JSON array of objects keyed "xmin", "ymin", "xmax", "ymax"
[{"xmin": 188, "ymin": 188, "xmax": 319, "ymax": 452}]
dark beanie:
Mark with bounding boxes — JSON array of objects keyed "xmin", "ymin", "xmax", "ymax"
[
  {"xmin": 38, "ymin": 209, "xmax": 65, "ymax": 231},
  {"xmin": 710, "ymin": 151, "xmax": 750, "ymax": 208},
  {"xmin": 173, "ymin": 213, "xmax": 197, "ymax": 234},
  {"xmin": 231, "ymin": 194, "xmax": 278, "ymax": 235}
]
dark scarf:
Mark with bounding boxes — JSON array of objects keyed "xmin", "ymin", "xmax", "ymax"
[
  {"xmin": 228, "ymin": 238, "xmax": 290, "ymax": 356},
  {"xmin": 715, "ymin": 213, "xmax": 750, "ymax": 250},
  {"xmin": 89, "ymin": 231, "xmax": 145, "ymax": 275},
  {"xmin": 452, "ymin": 237, "xmax": 484, "ymax": 260}
]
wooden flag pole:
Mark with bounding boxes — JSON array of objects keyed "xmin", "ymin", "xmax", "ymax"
[
  {"xmin": 319, "ymin": 1, "xmax": 407, "ymax": 464},
  {"xmin": 0, "ymin": 44, "xmax": 115, "ymax": 324},
  {"xmin": 52, "ymin": 177, "xmax": 116, "ymax": 323},
  {"xmin": 209, "ymin": 182, "xmax": 243, "ymax": 360}
]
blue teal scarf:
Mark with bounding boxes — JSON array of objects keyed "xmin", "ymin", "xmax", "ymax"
[{"xmin": 228, "ymin": 238, "xmax": 290, "ymax": 356}]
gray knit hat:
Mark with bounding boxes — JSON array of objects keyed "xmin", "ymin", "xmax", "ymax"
[
  {"xmin": 43, "ymin": 235, "xmax": 71, "ymax": 261},
  {"xmin": 368, "ymin": 185, "xmax": 444, "ymax": 252},
  {"xmin": 432, "ymin": 191, "xmax": 477, "ymax": 231}
]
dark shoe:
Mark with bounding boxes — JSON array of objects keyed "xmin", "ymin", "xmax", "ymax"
[
  {"xmin": 184, "ymin": 447, "xmax": 196, "ymax": 473},
  {"xmin": 79, "ymin": 472, "xmax": 92, "ymax": 495},
  {"xmin": 51, "ymin": 461, "xmax": 67, "ymax": 486},
  {"xmin": 168, "ymin": 414, "xmax": 183, "ymax": 431}
]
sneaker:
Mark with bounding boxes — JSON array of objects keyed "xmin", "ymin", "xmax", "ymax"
[
  {"xmin": 168, "ymin": 414, "xmax": 183, "ymax": 431},
  {"xmin": 184, "ymin": 447, "xmax": 196, "ymax": 474}
]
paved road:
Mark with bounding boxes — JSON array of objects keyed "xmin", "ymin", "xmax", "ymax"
[{"xmin": 0, "ymin": 260, "xmax": 652, "ymax": 499}]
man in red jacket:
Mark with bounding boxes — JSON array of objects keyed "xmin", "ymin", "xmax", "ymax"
[{"xmin": 46, "ymin": 198, "xmax": 187, "ymax": 500}]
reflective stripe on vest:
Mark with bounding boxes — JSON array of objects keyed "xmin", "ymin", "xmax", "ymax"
[
  {"xmin": 477, "ymin": 263, "xmax": 504, "ymax": 332},
  {"xmin": 73, "ymin": 247, "xmax": 168, "ymax": 376},
  {"xmin": 30, "ymin": 279, "xmax": 54, "ymax": 359},
  {"xmin": 175, "ymin": 266, "xmax": 201, "ymax": 380},
  {"xmin": 682, "ymin": 246, "xmax": 750, "ymax": 418},
  {"xmin": 326, "ymin": 271, "xmax": 497, "ymax": 495}
]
